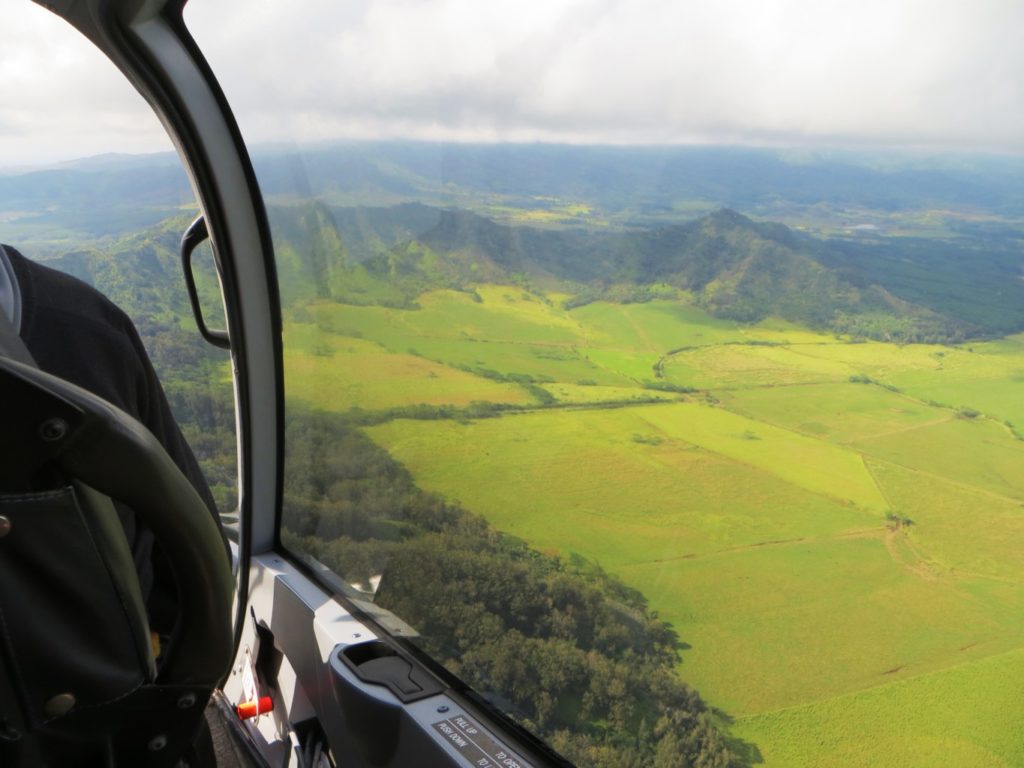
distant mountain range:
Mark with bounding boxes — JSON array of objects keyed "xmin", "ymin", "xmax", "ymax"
[
  {"xmin": 35, "ymin": 197, "xmax": 1024, "ymax": 344},
  {"xmin": 5, "ymin": 143, "xmax": 1024, "ymax": 245},
  {"xmin": 263, "ymin": 202, "xmax": 1024, "ymax": 342},
  {"xmin": 8, "ymin": 143, "xmax": 1024, "ymax": 343}
]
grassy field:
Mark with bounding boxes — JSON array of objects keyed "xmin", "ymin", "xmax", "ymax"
[
  {"xmin": 367, "ymin": 406, "xmax": 875, "ymax": 565},
  {"xmin": 300, "ymin": 291, "xmax": 635, "ymax": 386},
  {"xmin": 285, "ymin": 285, "xmax": 1024, "ymax": 766},
  {"xmin": 283, "ymin": 324, "xmax": 530, "ymax": 410},
  {"xmin": 732, "ymin": 647, "xmax": 1024, "ymax": 767},
  {"xmin": 719, "ymin": 382, "xmax": 948, "ymax": 443}
]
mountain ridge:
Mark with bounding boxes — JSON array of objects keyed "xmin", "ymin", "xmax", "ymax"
[
  {"xmin": 272, "ymin": 204, "xmax": 976, "ymax": 342},
  {"xmin": 44, "ymin": 200, "xmax": 1023, "ymax": 344}
]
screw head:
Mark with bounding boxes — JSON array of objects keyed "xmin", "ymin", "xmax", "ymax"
[
  {"xmin": 437, "ymin": 705, "xmax": 450, "ymax": 713},
  {"xmin": 148, "ymin": 735, "xmax": 167, "ymax": 752},
  {"xmin": 38, "ymin": 418, "xmax": 68, "ymax": 442},
  {"xmin": 44, "ymin": 693, "xmax": 76, "ymax": 717},
  {"xmin": 177, "ymin": 693, "xmax": 197, "ymax": 710}
]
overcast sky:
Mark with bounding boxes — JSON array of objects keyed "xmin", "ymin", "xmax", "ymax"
[{"xmin": 3, "ymin": 0, "xmax": 1023, "ymax": 166}]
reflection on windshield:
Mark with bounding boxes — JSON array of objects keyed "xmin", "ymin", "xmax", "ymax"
[{"xmin": 179, "ymin": 2, "xmax": 1024, "ymax": 764}]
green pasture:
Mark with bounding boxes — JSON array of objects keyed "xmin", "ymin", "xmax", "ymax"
[
  {"xmin": 868, "ymin": 459, "xmax": 1024, "ymax": 582},
  {"xmin": 628, "ymin": 532, "xmax": 1024, "ymax": 716},
  {"xmin": 776, "ymin": 337, "xmax": 1024, "ymax": 428},
  {"xmin": 568, "ymin": 302, "xmax": 832, "ymax": 349},
  {"xmin": 408, "ymin": 337, "xmax": 630, "ymax": 386},
  {"xmin": 662, "ymin": 343, "xmax": 851, "ymax": 388},
  {"xmin": 852, "ymin": 417, "xmax": 1024, "ymax": 502},
  {"xmin": 576, "ymin": 347, "xmax": 660, "ymax": 383},
  {"xmin": 881, "ymin": 340, "xmax": 1024, "ymax": 428},
  {"xmin": 305, "ymin": 286, "xmax": 584, "ymax": 348},
  {"xmin": 283, "ymin": 325, "xmax": 530, "ymax": 410},
  {"xmin": 786, "ymin": 338, "xmax": 947, "ymax": 376},
  {"xmin": 719, "ymin": 382, "xmax": 950, "ymax": 443},
  {"xmin": 569, "ymin": 300, "xmax": 742, "ymax": 351},
  {"xmin": 289, "ymin": 287, "xmax": 1024, "ymax": 766},
  {"xmin": 637, "ymin": 402, "xmax": 887, "ymax": 510},
  {"xmin": 419, "ymin": 286, "xmax": 586, "ymax": 343},
  {"xmin": 367, "ymin": 407, "xmax": 1024, "ymax": 724},
  {"xmin": 741, "ymin": 317, "xmax": 840, "ymax": 345},
  {"xmin": 301, "ymin": 290, "xmax": 639, "ymax": 387},
  {"xmin": 892, "ymin": 376, "xmax": 1024, "ymax": 430},
  {"xmin": 366, "ymin": 406, "xmax": 873, "ymax": 566},
  {"xmin": 713, "ymin": 335, "xmax": 1024, "ymax": 433},
  {"xmin": 732, "ymin": 646, "xmax": 1024, "ymax": 767}
]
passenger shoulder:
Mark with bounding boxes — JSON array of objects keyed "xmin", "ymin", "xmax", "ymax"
[{"xmin": 9, "ymin": 247, "xmax": 136, "ymax": 339}]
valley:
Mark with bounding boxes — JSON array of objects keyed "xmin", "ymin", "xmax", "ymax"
[
  {"xmin": 25, "ymin": 143, "xmax": 1024, "ymax": 765},
  {"xmin": 284, "ymin": 286, "xmax": 1024, "ymax": 766}
]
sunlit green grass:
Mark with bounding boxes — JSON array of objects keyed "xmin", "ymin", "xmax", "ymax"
[
  {"xmin": 787, "ymin": 338, "xmax": 948, "ymax": 375},
  {"xmin": 568, "ymin": 301, "xmax": 745, "ymax": 383},
  {"xmin": 418, "ymin": 286, "xmax": 586, "ymax": 343},
  {"xmin": 284, "ymin": 324, "xmax": 530, "ymax": 410},
  {"xmin": 306, "ymin": 286, "xmax": 583, "ymax": 347},
  {"xmin": 291, "ymin": 287, "xmax": 1024, "ymax": 766},
  {"xmin": 719, "ymin": 382, "xmax": 949, "ymax": 443},
  {"xmin": 367, "ymin": 408, "xmax": 1024, "ymax": 722},
  {"xmin": 301, "ymin": 289, "xmax": 636, "ymax": 386},
  {"xmin": 570, "ymin": 300, "xmax": 740, "ymax": 352},
  {"xmin": 852, "ymin": 417, "xmax": 1024, "ymax": 502},
  {"xmin": 642, "ymin": 402, "xmax": 887, "ymax": 511},
  {"xmin": 663, "ymin": 343, "xmax": 852, "ymax": 388},
  {"xmin": 366, "ymin": 406, "xmax": 873, "ymax": 566},
  {"xmin": 629, "ymin": 532, "xmax": 1024, "ymax": 717},
  {"xmin": 868, "ymin": 459, "xmax": 1024, "ymax": 582},
  {"xmin": 880, "ymin": 338, "xmax": 1024, "ymax": 427},
  {"xmin": 578, "ymin": 347, "xmax": 660, "ymax": 383},
  {"xmin": 733, "ymin": 646, "xmax": 1024, "ymax": 767}
]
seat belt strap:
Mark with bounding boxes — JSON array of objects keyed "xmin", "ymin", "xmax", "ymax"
[
  {"xmin": 0, "ymin": 245, "xmax": 35, "ymax": 366},
  {"xmin": 0, "ymin": 309, "xmax": 34, "ymax": 366},
  {"xmin": 0, "ymin": 244, "xmax": 21, "ymax": 334}
]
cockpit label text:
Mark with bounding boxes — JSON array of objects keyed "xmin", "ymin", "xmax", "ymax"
[{"xmin": 431, "ymin": 714, "xmax": 533, "ymax": 768}]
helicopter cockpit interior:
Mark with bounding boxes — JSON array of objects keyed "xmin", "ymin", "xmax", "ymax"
[{"xmin": 6, "ymin": 1, "xmax": 1024, "ymax": 767}]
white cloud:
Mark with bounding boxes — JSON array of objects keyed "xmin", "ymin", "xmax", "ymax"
[
  {"xmin": 2, "ymin": 0, "xmax": 1023, "ymax": 165},
  {"xmin": 1, "ymin": 2, "xmax": 171, "ymax": 166}
]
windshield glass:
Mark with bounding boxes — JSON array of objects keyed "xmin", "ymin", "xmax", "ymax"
[{"xmin": 188, "ymin": 3, "xmax": 1024, "ymax": 766}]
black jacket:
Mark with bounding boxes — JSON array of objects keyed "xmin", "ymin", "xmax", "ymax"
[{"xmin": 5, "ymin": 244, "xmax": 223, "ymax": 633}]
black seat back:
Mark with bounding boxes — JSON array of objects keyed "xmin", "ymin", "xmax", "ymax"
[{"xmin": 0, "ymin": 350, "xmax": 233, "ymax": 766}]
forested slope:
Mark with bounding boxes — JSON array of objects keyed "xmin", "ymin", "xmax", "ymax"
[{"xmin": 266, "ymin": 202, "xmax": 1021, "ymax": 342}]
